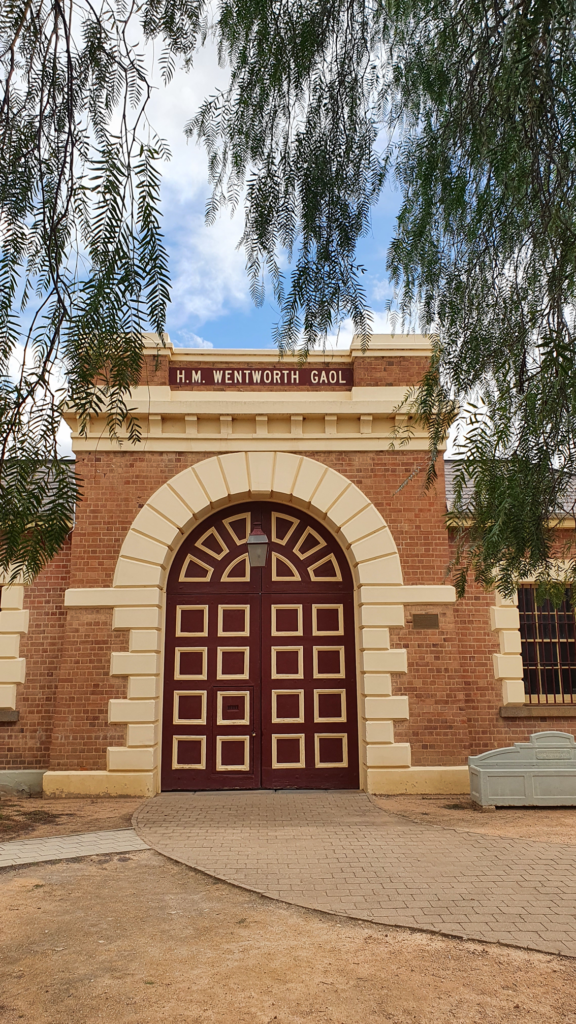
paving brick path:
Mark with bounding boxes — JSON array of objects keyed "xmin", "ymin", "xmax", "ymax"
[
  {"xmin": 0, "ymin": 828, "xmax": 148, "ymax": 868},
  {"xmin": 134, "ymin": 791, "xmax": 576, "ymax": 957}
]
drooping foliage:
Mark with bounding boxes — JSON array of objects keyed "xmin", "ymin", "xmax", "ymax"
[
  {"xmin": 194, "ymin": 0, "xmax": 576, "ymax": 599},
  {"xmin": 3, "ymin": 0, "xmax": 576, "ymax": 597},
  {"xmin": 0, "ymin": 0, "xmax": 202, "ymax": 580}
]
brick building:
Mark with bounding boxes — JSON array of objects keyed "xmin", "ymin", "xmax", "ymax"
[{"xmin": 1, "ymin": 333, "xmax": 575, "ymax": 797}]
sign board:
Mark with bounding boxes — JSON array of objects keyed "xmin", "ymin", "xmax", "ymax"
[{"xmin": 169, "ymin": 366, "xmax": 353, "ymax": 388}]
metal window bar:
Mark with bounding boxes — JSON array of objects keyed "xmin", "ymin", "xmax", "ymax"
[{"xmin": 518, "ymin": 586, "xmax": 576, "ymax": 704}]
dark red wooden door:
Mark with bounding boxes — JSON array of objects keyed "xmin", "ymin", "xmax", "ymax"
[{"xmin": 162, "ymin": 502, "xmax": 359, "ymax": 790}]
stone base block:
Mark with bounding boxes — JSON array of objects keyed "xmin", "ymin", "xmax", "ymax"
[
  {"xmin": 367, "ymin": 765, "xmax": 470, "ymax": 795},
  {"xmin": 0, "ymin": 769, "xmax": 45, "ymax": 795},
  {"xmin": 42, "ymin": 770, "xmax": 157, "ymax": 798}
]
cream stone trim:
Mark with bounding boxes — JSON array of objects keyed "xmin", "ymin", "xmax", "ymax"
[
  {"xmin": 369, "ymin": 766, "xmax": 470, "ymax": 795},
  {"xmin": 64, "ymin": 387, "xmax": 438, "ymax": 454},
  {"xmin": 0, "ymin": 585, "xmax": 29, "ymax": 710},
  {"xmin": 490, "ymin": 591, "xmax": 525, "ymax": 706},
  {"xmin": 43, "ymin": 770, "xmax": 156, "ymax": 798},
  {"xmin": 51, "ymin": 452, "xmax": 457, "ymax": 797}
]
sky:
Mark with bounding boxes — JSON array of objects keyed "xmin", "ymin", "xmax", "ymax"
[
  {"xmin": 54, "ymin": 41, "xmax": 404, "ymax": 455},
  {"xmin": 147, "ymin": 45, "xmax": 402, "ymax": 352}
]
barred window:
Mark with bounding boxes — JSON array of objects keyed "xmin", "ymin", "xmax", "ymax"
[{"xmin": 518, "ymin": 586, "xmax": 576, "ymax": 704}]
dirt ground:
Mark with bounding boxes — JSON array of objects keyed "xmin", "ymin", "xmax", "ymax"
[
  {"xmin": 2, "ymin": 791, "xmax": 576, "ymax": 846},
  {"xmin": 0, "ymin": 795, "xmax": 143, "ymax": 840},
  {"xmin": 1, "ymin": 849, "xmax": 575, "ymax": 1024},
  {"xmin": 372, "ymin": 794, "xmax": 576, "ymax": 844}
]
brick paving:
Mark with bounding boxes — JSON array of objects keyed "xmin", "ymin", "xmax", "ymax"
[
  {"xmin": 0, "ymin": 828, "xmax": 149, "ymax": 868},
  {"xmin": 134, "ymin": 791, "xmax": 576, "ymax": 957}
]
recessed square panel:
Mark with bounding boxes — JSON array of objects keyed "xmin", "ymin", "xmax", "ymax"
[
  {"xmin": 271, "ymin": 605, "xmax": 303, "ymax": 636},
  {"xmin": 217, "ymin": 690, "xmax": 250, "ymax": 725},
  {"xmin": 176, "ymin": 605, "xmax": 208, "ymax": 637},
  {"xmin": 313, "ymin": 646, "xmax": 345, "ymax": 678},
  {"xmin": 272, "ymin": 690, "xmax": 304, "ymax": 723},
  {"xmin": 272, "ymin": 734, "xmax": 305, "ymax": 768},
  {"xmin": 218, "ymin": 605, "xmax": 250, "ymax": 636},
  {"xmin": 217, "ymin": 647, "xmax": 250, "ymax": 679},
  {"xmin": 312, "ymin": 605, "xmax": 344, "ymax": 636},
  {"xmin": 175, "ymin": 647, "xmax": 207, "ymax": 680},
  {"xmin": 271, "ymin": 647, "xmax": 303, "ymax": 678},
  {"xmin": 216, "ymin": 735, "xmax": 250, "ymax": 771},
  {"xmin": 173, "ymin": 690, "xmax": 207, "ymax": 725},
  {"xmin": 314, "ymin": 689, "xmax": 346, "ymax": 723},
  {"xmin": 315, "ymin": 733, "xmax": 348, "ymax": 768},
  {"xmin": 172, "ymin": 735, "xmax": 206, "ymax": 770}
]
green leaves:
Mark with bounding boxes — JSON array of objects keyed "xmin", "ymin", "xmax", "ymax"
[
  {"xmin": 391, "ymin": 0, "xmax": 576, "ymax": 597},
  {"xmin": 0, "ymin": 0, "xmax": 181, "ymax": 580},
  {"xmin": 190, "ymin": 0, "xmax": 389, "ymax": 355},
  {"xmin": 3, "ymin": 0, "xmax": 576, "ymax": 597},
  {"xmin": 194, "ymin": 0, "xmax": 576, "ymax": 598}
]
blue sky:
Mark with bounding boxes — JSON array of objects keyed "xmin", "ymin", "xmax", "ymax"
[{"xmin": 150, "ymin": 50, "xmax": 402, "ymax": 352}]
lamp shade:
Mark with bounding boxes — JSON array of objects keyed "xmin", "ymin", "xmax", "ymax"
[{"xmin": 247, "ymin": 526, "xmax": 269, "ymax": 567}]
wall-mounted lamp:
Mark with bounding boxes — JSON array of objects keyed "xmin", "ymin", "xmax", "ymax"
[{"xmin": 247, "ymin": 526, "xmax": 269, "ymax": 567}]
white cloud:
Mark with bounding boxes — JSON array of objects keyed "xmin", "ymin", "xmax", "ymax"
[
  {"xmin": 172, "ymin": 329, "xmax": 213, "ymax": 349},
  {"xmin": 145, "ymin": 49, "xmax": 255, "ymax": 332},
  {"xmin": 321, "ymin": 309, "xmax": 403, "ymax": 351},
  {"xmin": 164, "ymin": 196, "xmax": 250, "ymax": 328},
  {"xmin": 57, "ymin": 418, "xmax": 74, "ymax": 458}
]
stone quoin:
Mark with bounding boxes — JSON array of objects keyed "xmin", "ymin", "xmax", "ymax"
[{"xmin": 1, "ymin": 333, "xmax": 575, "ymax": 798}]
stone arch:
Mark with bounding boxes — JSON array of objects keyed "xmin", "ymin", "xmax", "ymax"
[{"xmin": 106, "ymin": 453, "xmax": 412, "ymax": 793}]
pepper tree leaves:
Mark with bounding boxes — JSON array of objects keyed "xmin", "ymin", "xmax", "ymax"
[
  {"xmin": 0, "ymin": 0, "xmax": 188, "ymax": 582},
  {"xmin": 194, "ymin": 0, "xmax": 576, "ymax": 598}
]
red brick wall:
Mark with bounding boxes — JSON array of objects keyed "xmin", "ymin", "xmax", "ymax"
[
  {"xmin": 1, "ymin": 540, "xmax": 71, "ymax": 770},
  {"xmin": 452, "ymin": 583, "xmax": 576, "ymax": 755},
  {"xmin": 69, "ymin": 448, "xmax": 452, "ymax": 591},
  {"xmin": 7, "ymin": 443, "xmax": 574, "ymax": 775},
  {"xmin": 353, "ymin": 356, "xmax": 430, "ymax": 387},
  {"xmin": 47, "ymin": 610, "xmax": 127, "ymax": 771}
]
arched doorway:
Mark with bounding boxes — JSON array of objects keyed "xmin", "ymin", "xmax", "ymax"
[{"xmin": 161, "ymin": 501, "xmax": 359, "ymax": 790}]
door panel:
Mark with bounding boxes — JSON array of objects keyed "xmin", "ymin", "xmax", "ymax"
[
  {"xmin": 260, "ymin": 593, "xmax": 358, "ymax": 789},
  {"xmin": 162, "ymin": 501, "xmax": 359, "ymax": 791},
  {"xmin": 162, "ymin": 595, "xmax": 260, "ymax": 789}
]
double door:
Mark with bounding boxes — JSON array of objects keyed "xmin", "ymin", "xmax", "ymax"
[{"xmin": 161, "ymin": 502, "xmax": 359, "ymax": 790}]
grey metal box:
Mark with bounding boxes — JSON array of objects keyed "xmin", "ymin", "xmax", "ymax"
[{"xmin": 468, "ymin": 731, "xmax": 576, "ymax": 807}]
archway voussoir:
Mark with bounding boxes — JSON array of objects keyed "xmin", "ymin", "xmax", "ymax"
[
  {"xmin": 131, "ymin": 505, "xmax": 183, "ymax": 548},
  {"xmin": 247, "ymin": 451, "xmax": 275, "ymax": 494},
  {"xmin": 292, "ymin": 458, "xmax": 327, "ymax": 504},
  {"xmin": 119, "ymin": 531, "xmax": 172, "ymax": 568},
  {"xmin": 312, "ymin": 469, "xmax": 350, "ymax": 515},
  {"xmin": 326, "ymin": 485, "xmax": 370, "ymax": 529},
  {"xmin": 147, "ymin": 484, "xmax": 193, "ymax": 531},
  {"xmin": 170, "ymin": 467, "xmax": 213, "ymax": 515},
  {"xmin": 271, "ymin": 452, "xmax": 301, "ymax": 497},
  {"xmin": 352, "ymin": 529, "xmax": 398, "ymax": 564},
  {"xmin": 340, "ymin": 505, "xmax": 391, "ymax": 546},
  {"xmin": 114, "ymin": 557, "xmax": 164, "ymax": 588},
  {"xmin": 219, "ymin": 452, "xmax": 250, "ymax": 498},
  {"xmin": 356, "ymin": 555, "xmax": 403, "ymax": 586},
  {"xmin": 193, "ymin": 457, "xmax": 228, "ymax": 505}
]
